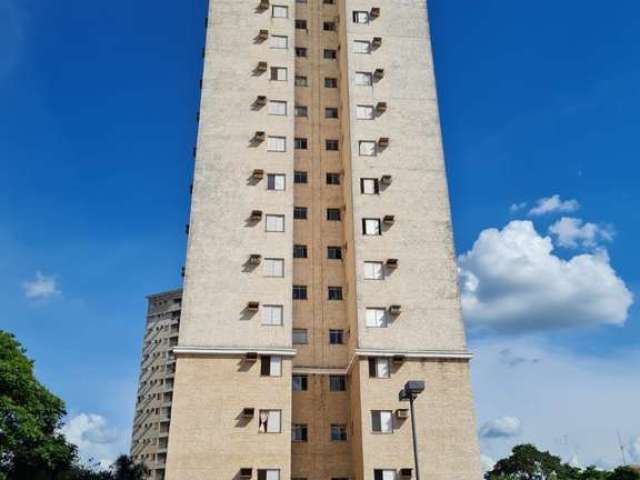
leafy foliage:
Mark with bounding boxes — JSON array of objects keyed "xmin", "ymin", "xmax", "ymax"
[
  {"xmin": 486, "ymin": 444, "xmax": 640, "ymax": 480},
  {"xmin": 0, "ymin": 331, "xmax": 147, "ymax": 480}
]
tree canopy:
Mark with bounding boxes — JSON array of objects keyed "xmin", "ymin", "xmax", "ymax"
[{"xmin": 486, "ymin": 444, "xmax": 640, "ymax": 480}]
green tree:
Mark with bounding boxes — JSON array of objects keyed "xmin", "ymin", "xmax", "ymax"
[
  {"xmin": 486, "ymin": 444, "xmax": 580, "ymax": 480},
  {"xmin": 609, "ymin": 467, "xmax": 640, "ymax": 480},
  {"xmin": 111, "ymin": 455, "xmax": 148, "ymax": 480},
  {"xmin": 0, "ymin": 331, "xmax": 77, "ymax": 480}
]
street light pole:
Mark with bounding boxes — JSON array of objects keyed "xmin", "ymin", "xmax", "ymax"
[
  {"xmin": 408, "ymin": 392, "xmax": 421, "ymax": 480},
  {"xmin": 399, "ymin": 381, "xmax": 425, "ymax": 480}
]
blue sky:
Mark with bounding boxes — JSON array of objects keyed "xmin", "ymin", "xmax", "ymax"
[{"xmin": 1, "ymin": 0, "xmax": 638, "ymax": 470}]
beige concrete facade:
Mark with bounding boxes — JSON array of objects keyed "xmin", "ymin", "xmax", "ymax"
[
  {"xmin": 131, "ymin": 289, "xmax": 182, "ymax": 480},
  {"xmin": 155, "ymin": 1, "xmax": 481, "ymax": 479}
]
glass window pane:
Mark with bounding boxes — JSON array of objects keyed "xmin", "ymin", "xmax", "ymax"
[
  {"xmin": 268, "ymin": 100, "xmax": 287, "ymax": 115},
  {"xmin": 270, "ymin": 35, "xmax": 288, "ymax": 49},
  {"xmin": 356, "ymin": 105, "xmax": 374, "ymax": 119},
  {"xmin": 376, "ymin": 358, "xmax": 389, "ymax": 378},
  {"xmin": 270, "ymin": 357, "xmax": 282, "ymax": 377},
  {"xmin": 359, "ymin": 141, "xmax": 376, "ymax": 156}
]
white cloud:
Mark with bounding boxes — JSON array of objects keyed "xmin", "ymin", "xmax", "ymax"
[
  {"xmin": 529, "ymin": 195, "xmax": 580, "ymax": 216},
  {"xmin": 459, "ymin": 221, "xmax": 633, "ymax": 333},
  {"xmin": 549, "ymin": 217, "xmax": 614, "ymax": 249},
  {"xmin": 22, "ymin": 271, "xmax": 60, "ymax": 299},
  {"xmin": 480, "ymin": 416, "xmax": 522, "ymax": 439},
  {"xmin": 61, "ymin": 413, "xmax": 124, "ymax": 466},
  {"xmin": 510, "ymin": 202, "xmax": 528, "ymax": 213},
  {"xmin": 472, "ymin": 337, "xmax": 640, "ymax": 469},
  {"xmin": 480, "ymin": 454, "xmax": 496, "ymax": 473}
]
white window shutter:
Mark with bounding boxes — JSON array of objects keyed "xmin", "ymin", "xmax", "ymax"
[
  {"xmin": 270, "ymin": 356, "xmax": 282, "ymax": 377},
  {"xmin": 271, "ymin": 35, "xmax": 288, "ymax": 49},
  {"xmin": 274, "ymin": 174, "xmax": 285, "ymax": 190},
  {"xmin": 359, "ymin": 141, "xmax": 376, "ymax": 156},
  {"xmin": 357, "ymin": 105, "xmax": 373, "ymax": 119},
  {"xmin": 381, "ymin": 411, "xmax": 393, "ymax": 432},
  {"xmin": 382, "ymin": 471, "xmax": 395, "ymax": 480},
  {"xmin": 267, "ymin": 410, "xmax": 281, "ymax": 432},
  {"xmin": 376, "ymin": 358, "xmax": 389, "ymax": 378},
  {"xmin": 266, "ymin": 470, "xmax": 280, "ymax": 480}
]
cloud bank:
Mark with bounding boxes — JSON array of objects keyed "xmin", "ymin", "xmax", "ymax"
[
  {"xmin": 459, "ymin": 221, "xmax": 633, "ymax": 333},
  {"xmin": 22, "ymin": 271, "xmax": 60, "ymax": 299}
]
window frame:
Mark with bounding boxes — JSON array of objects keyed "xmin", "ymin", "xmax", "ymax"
[
  {"xmin": 292, "ymin": 328, "xmax": 308, "ymax": 345},
  {"xmin": 329, "ymin": 329, "xmax": 344, "ymax": 344},
  {"xmin": 365, "ymin": 307, "xmax": 388, "ymax": 328},
  {"xmin": 262, "ymin": 305, "xmax": 284, "ymax": 326},
  {"xmin": 272, "ymin": 5, "xmax": 289, "ymax": 18},
  {"xmin": 267, "ymin": 136, "xmax": 287, "ymax": 152},
  {"xmin": 265, "ymin": 214, "xmax": 286, "ymax": 232},
  {"xmin": 362, "ymin": 218, "xmax": 382, "ymax": 236},
  {"xmin": 263, "ymin": 258, "xmax": 285, "ymax": 278},
  {"xmin": 267, "ymin": 173, "xmax": 286, "ymax": 191},
  {"xmin": 371, "ymin": 410, "xmax": 394, "ymax": 433}
]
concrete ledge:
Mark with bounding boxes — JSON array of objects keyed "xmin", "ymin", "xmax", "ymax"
[{"xmin": 173, "ymin": 346, "xmax": 297, "ymax": 357}]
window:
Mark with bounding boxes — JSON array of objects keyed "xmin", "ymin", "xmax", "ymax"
[
  {"xmin": 362, "ymin": 218, "xmax": 381, "ymax": 236},
  {"xmin": 359, "ymin": 141, "xmax": 377, "ymax": 156},
  {"xmin": 260, "ymin": 356, "xmax": 282, "ymax": 377},
  {"xmin": 258, "ymin": 470, "xmax": 281, "ymax": 480},
  {"xmin": 272, "ymin": 5, "xmax": 289, "ymax": 18},
  {"xmin": 374, "ymin": 471, "xmax": 396, "ymax": 480},
  {"xmin": 328, "ymin": 287, "xmax": 343, "ymax": 301},
  {"xmin": 325, "ymin": 107, "xmax": 338, "ymax": 119},
  {"xmin": 295, "ymin": 19, "xmax": 308, "ymax": 29},
  {"xmin": 292, "ymin": 424, "xmax": 308, "ymax": 442},
  {"xmin": 264, "ymin": 258, "xmax": 285, "ymax": 277},
  {"xmin": 270, "ymin": 66, "xmax": 288, "ymax": 81},
  {"xmin": 331, "ymin": 424, "xmax": 347, "ymax": 441},
  {"xmin": 262, "ymin": 305, "xmax": 283, "ymax": 326},
  {"xmin": 294, "ymin": 137, "xmax": 308, "ymax": 150},
  {"xmin": 295, "ymin": 47, "xmax": 307, "ymax": 58},
  {"xmin": 324, "ymin": 0, "xmax": 335, "ymax": 3},
  {"xmin": 324, "ymin": 49, "xmax": 337, "ymax": 59},
  {"xmin": 295, "ymin": 76, "xmax": 308, "ymax": 87},
  {"xmin": 369, "ymin": 357, "xmax": 390, "ymax": 378},
  {"xmin": 371, "ymin": 410, "xmax": 393, "ymax": 433},
  {"xmin": 293, "ymin": 244, "xmax": 308, "ymax": 258},
  {"xmin": 361, "ymin": 178, "xmax": 379, "ymax": 194},
  {"xmin": 326, "ymin": 173, "xmax": 340, "ymax": 185},
  {"xmin": 266, "ymin": 214, "xmax": 285, "ymax": 232},
  {"xmin": 366, "ymin": 308, "xmax": 387, "ymax": 327},
  {"xmin": 294, "ymin": 207, "xmax": 308, "ymax": 220},
  {"xmin": 267, "ymin": 174, "xmax": 286, "ymax": 191},
  {"xmin": 325, "ymin": 139, "xmax": 339, "ymax": 151},
  {"xmin": 353, "ymin": 10, "xmax": 370, "ymax": 23},
  {"xmin": 270, "ymin": 34, "xmax": 288, "ymax": 49},
  {"xmin": 329, "ymin": 375, "xmax": 346, "ymax": 391},
  {"xmin": 259, "ymin": 410, "xmax": 282, "ymax": 433},
  {"xmin": 355, "ymin": 71, "xmax": 372, "ymax": 86},
  {"xmin": 294, "ymin": 171, "xmax": 308, "ymax": 184},
  {"xmin": 356, "ymin": 105, "xmax": 374, "ymax": 119},
  {"xmin": 353, "ymin": 40, "xmax": 371, "ymax": 54},
  {"xmin": 323, "ymin": 22, "xmax": 336, "ymax": 31},
  {"xmin": 295, "ymin": 105, "xmax": 308, "ymax": 117},
  {"xmin": 292, "ymin": 374, "xmax": 308, "ymax": 391},
  {"xmin": 327, "ymin": 246, "xmax": 342, "ymax": 260},
  {"xmin": 364, "ymin": 261, "xmax": 384, "ymax": 280},
  {"xmin": 267, "ymin": 136, "xmax": 287, "ymax": 152},
  {"xmin": 326, "ymin": 208, "xmax": 341, "ymax": 221},
  {"xmin": 292, "ymin": 329, "xmax": 308, "ymax": 344},
  {"xmin": 293, "ymin": 285, "xmax": 308, "ymax": 300},
  {"xmin": 268, "ymin": 100, "xmax": 287, "ymax": 116},
  {"xmin": 329, "ymin": 329, "xmax": 344, "ymax": 343},
  {"xmin": 325, "ymin": 77, "xmax": 338, "ymax": 88}
]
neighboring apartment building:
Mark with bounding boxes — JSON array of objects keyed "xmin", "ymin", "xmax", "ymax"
[
  {"xmin": 132, "ymin": 0, "xmax": 482, "ymax": 479},
  {"xmin": 130, "ymin": 289, "xmax": 182, "ymax": 480}
]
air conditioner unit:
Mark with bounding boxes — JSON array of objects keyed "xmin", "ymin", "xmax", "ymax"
[
  {"xmin": 378, "ymin": 137, "xmax": 390, "ymax": 148},
  {"xmin": 380, "ymin": 174, "xmax": 393, "ymax": 185},
  {"xmin": 386, "ymin": 258, "xmax": 399, "ymax": 269},
  {"xmin": 242, "ymin": 408, "xmax": 255, "ymax": 418},
  {"xmin": 376, "ymin": 101, "xmax": 387, "ymax": 113},
  {"xmin": 249, "ymin": 254, "xmax": 262, "ymax": 265},
  {"xmin": 370, "ymin": 7, "xmax": 381, "ymax": 18},
  {"xmin": 256, "ymin": 61, "xmax": 268, "ymax": 72},
  {"xmin": 250, "ymin": 210, "xmax": 263, "ymax": 221},
  {"xmin": 254, "ymin": 131, "xmax": 266, "ymax": 142},
  {"xmin": 252, "ymin": 169, "xmax": 265, "ymax": 180},
  {"xmin": 372, "ymin": 36, "xmax": 383, "ymax": 48},
  {"xmin": 245, "ymin": 352, "xmax": 258, "ymax": 362},
  {"xmin": 258, "ymin": 29, "xmax": 269, "ymax": 40},
  {"xmin": 258, "ymin": 0, "xmax": 270, "ymax": 9},
  {"xmin": 392, "ymin": 354, "xmax": 406, "ymax": 365},
  {"xmin": 185, "ymin": 224, "xmax": 190, "ymax": 235},
  {"xmin": 388, "ymin": 304, "xmax": 402, "ymax": 315},
  {"xmin": 247, "ymin": 301, "xmax": 260, "ymax": 311},
  {"xmin": 383, "ymin": 214, "xmax": 395, "ymax": 225},
  {"xmin": 396, "ymin": 409, "xmax": 410, "ymax": 420},
  {"xmin": 400, "ymin": 468, "xmax": 413, "ymax": 478},
  {"xmin": 374, "ymin": 68, "xmax": 385, "ymax": 80},
  {"xmin": 255, "ymin": 95, "xmax": 267, "ymax": 106},
  {"xmin": 239, "ymin": 468, "xmax": 253, "ymax": 479}
]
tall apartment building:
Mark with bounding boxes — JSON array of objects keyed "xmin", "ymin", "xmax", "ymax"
[
  {"xmin": 136, "ymin": 1, "xmax": 482, "ymax": 479},
  {"xmin": 130, "ymin": 289, "xmax": 182, "ymax": 479}
]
